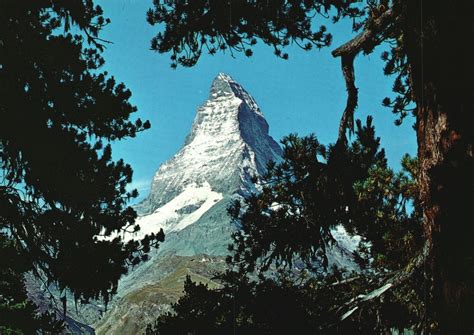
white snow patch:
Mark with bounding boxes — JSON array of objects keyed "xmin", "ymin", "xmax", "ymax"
[
  {"xmin": 326, "ymin": 225, "xmax": 362, "ymax": 271},
  {"xmin": 125, "ymin": 182, "xmax": 222, "ymax": 241},
  {"xmin": 331, "ymin": 225, "xmax": 361, "ymax": 254}
]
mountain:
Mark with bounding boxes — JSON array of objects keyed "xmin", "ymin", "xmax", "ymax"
[
  {"xmin": 93, "ymin": 73, "xmax": 284, "ymax": 333},
  {"xmin": 92, "ymin": 73, "xmax": 359, "ymax": 334},
  {"xmin": 27, "ymin": 73, "xmax": 358, "ymax": 334},
  {"xmin": 130, "ymin": 72, "xmax": 282, "ymax": 255},
  {"xmin": 22, "ymin": 73, "xmax": 362, "ymax": 334}
]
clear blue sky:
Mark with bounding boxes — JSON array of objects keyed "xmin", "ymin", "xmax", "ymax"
[{"xmin": 96, "ymin": 0, "xmax": 416, "ymax": 201}]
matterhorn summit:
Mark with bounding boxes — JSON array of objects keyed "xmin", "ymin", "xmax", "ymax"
[{"xmin": 132, "ymin": 73, "xmax": 282, "ymax": 255}]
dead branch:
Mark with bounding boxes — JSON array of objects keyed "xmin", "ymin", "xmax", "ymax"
[
  {"xmin": 338, "ymin": 54, "xmax": 358, "ymax": 141},
  {"xmin": 332, "ymin": 9, "xmax": 394, "ymax": 142},
  {"xmin": 331, "ymin": 275, "xmax": 361, "ymax": 286},
  {"xmin": 338, "ymin": 240, "xmax": 429, "ymax": 321}
]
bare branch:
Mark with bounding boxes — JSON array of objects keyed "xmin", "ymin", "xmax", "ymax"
[
  {"xmin": 337, "ymin": 240, "xmax": 429, "ymax": 321},
  {"xmin": 332, "ymin": 9, "xmax": 394, "ymax": 142},
  {"xmin": 338, "ymin": 54, "xmax": 358, "ymax": 141}
]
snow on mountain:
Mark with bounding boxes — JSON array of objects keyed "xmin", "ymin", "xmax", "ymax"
[
  {"xmin": 128, "ymin": 182, "xmax": 222, "ymax": 241},
  {"xmin": 126, "ymin": 73, "xmax": 359, "ymax": 260},
  {"xmin": 134, "ymin": 73, "xmax": 282, "ymax": 217},
  {"xmin": 95, "ymin": 74, "xmax": 285, "ymax": 328},
  {"xmin": 123, "ymin": 73, "xmax": 282, "ymax": 254}
]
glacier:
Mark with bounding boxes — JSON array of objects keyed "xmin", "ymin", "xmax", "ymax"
[{"xmin": 128, "ymin": 182, "xmax": 223, "ymax": 241}]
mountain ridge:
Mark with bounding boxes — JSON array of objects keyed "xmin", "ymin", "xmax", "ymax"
[
  {"xmin": 128, "ymin": 73, "xmax": 282, "ymax": 251},
  {"xmin": 134, "ymin": 73, "xmax": 281, "ymax": 217}
]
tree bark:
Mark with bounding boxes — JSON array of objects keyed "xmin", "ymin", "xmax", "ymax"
[{"xmin": 402, "ymin": 0, "xmax": 474, "ymax": 332}]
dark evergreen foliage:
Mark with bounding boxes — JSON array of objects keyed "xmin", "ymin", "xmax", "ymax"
[
  {"xmin": 0, "ymin": 1, "xmax": 163, "ymax": 332},
  {"xmin": 146, "ymin": 119, "xmax": 424, "ymax": 334},
  {"xmin": 147, "ymin": 0, "xmax": 364, "ymax": 68},
  {"xmin": 0, "ymin": 234, "xmax": 63, "ymax": 334},
  {"xmin": 229, "ymin": 117, "xmax": 421, "ymax": 274}
]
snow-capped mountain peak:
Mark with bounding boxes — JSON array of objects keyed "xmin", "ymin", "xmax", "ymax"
[
  {"xmin": 134, "ymin": 73, "xmax": 282, "ymax": 223},
  {"xmin": 209, "ymin": 72, "xmax": 235, "ymax": 98}
]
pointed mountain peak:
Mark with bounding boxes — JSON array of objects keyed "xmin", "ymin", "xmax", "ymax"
[
  {"xmin": 209, "ymin": 72, "xmax": 235, "ymax": 98},
  {"xmin": 208, "ymin": 73, "xmax": 263, "ymax": 117},
  {"xmin": 188, "ymin": 73, "xmax": 267, "ymax": 146},
  {"xmin": 215, "ymin": 72, "xmax": 233, "ymax": 82},
  {"xmin": 135, "ymin": 74, "xmax": 282, "ymax": 216}
]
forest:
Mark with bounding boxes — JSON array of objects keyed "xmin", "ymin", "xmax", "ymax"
[{"xmin": 0, "ymin": 1, "xmax": 472, "ymax": 334}]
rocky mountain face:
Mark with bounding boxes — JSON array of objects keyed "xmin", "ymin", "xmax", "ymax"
[
  {"xmin": 93, "ymin": 74, "xmax": 284, "ymax": 333},
  {"xmin": 137, "ymin": 72, "xmax": 281, "ymax": 214},
  {"xmin": 91, "ymin": 73, "xmax": 359, "ymax": 334},
  {"xmin": 129, "ymin": 73, "xmax": 282, "ymax": 256}
]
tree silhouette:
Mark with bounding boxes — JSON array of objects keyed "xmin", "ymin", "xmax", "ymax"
[
  {"xmin": 147, "ymin": 1, "xmax": 473, "ymax": 332},
  {"xmin": 147, "ymin": 119, "xmax": 424, "ymax": 334},
  {"xmin": 0, "ymin": 233, "xmax": 63, "ymax": 334},
  {"xmin": 0, "ymin": 1, "xmax": 163, "ymax": 331}
]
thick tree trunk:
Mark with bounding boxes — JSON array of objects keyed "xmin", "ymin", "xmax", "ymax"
[{"xmin": 403, "ymin": 0, "xmax": 474, "ymax": 333}]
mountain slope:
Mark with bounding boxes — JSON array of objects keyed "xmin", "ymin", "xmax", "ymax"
[
  {"xmin": 129, "ymin": 73, "xmax": 282, "ymax": 255},
  {"xmin": 94, "ymin": 74, "xmax": 284, "ymax": 334}
]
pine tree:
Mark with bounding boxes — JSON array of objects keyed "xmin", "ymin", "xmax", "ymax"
[
  {"xmin": 0, "ymin": 234, "xmax": 63, "ymax": 334},
  {"xmin": 146, "ymin": 119, "xmax": 424, "ymax": 334},
  {"xmin": 0, "ymin": 1, "xmax": 164, "ymax": 330}
]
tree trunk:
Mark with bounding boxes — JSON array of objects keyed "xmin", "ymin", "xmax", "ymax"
[{"xmin": 403, "ymin": 0, "xmax": 474, "ymax": 333}]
